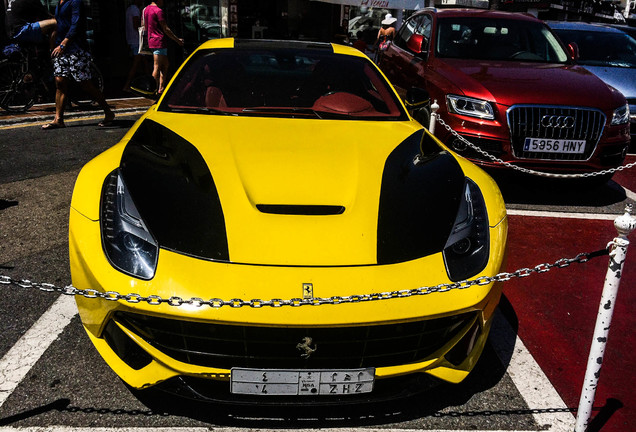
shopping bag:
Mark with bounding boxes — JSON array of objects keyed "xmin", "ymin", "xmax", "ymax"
[
  {"xmin": 138, "ymin": 7, "xmax": 151, "ymax": 55},
  {"xmin": 138, "ymin": 26, "xmax": 151, "ymax": 55}
]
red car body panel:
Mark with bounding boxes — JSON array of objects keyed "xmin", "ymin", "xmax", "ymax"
[{"xmin": 379, "ymin": 9, "xmax": 630, "ymax": 173}]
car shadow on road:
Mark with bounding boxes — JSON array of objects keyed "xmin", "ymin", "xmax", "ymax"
[
  {"xmin": 127, "ymin": 302, "xmax": 531, "ymax": 429},
  {"xmin": 488, "ymin": 171, "xmax": 629, "ymax": 208}
]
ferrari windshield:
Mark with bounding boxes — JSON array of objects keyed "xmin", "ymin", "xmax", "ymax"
[
  {"xmin": 436, "ymin": 17, "xmax": 569, "ymax": 63},
  {"xmin": 160, "ymin": 48, "xmax": 406, "ymax": 120}
]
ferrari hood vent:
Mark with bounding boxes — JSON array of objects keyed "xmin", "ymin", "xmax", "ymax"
[{"xmin": 256, "ymin": 204, "xmax": 345, "ymax": 216}]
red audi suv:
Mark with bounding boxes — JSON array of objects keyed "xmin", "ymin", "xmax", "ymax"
[{"xmin": 378, "ymin": 9, "xmax": 630, "ymax": 178}]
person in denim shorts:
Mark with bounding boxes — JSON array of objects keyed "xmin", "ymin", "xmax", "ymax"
[{"xmin": 144, "ymin": 0, "xmax": 184, "ymax": 95}]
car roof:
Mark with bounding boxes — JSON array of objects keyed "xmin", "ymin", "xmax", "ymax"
[
  {"xmin": 547, "ymin": 21, "xmax": 626, "ymax": 34},
  {"xmin": 198, "ymin": 38, "xmax": 333, "ymax": 51},
  {"xmin": 194, "ymin": 38, "xmax": 367, "ymax": 59},
  {"xmin": 413, "ymin": 8, "xmax": 541, "ymax": 23}
]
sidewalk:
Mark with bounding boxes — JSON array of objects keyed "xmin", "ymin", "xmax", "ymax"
[{"xmin": 0, "ymin": 96, "xmax": 154, "ymax": 127}]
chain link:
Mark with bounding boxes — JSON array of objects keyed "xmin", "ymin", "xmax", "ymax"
[
  {"xmin": 0, "ymin": 250, "xmax": 607, "ymax": 308},
  {"xmin": 435, "ymin": 116, "xmax": 636, "ymax": 179}
]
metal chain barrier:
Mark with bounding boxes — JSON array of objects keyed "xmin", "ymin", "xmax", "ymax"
[
  {"xmin": 435, "ymin": 115, "xmax": 636, "ymax": 179},
  {"xmin": 0, "ymin": 249, "xmax": 608, "ymax": 308}
]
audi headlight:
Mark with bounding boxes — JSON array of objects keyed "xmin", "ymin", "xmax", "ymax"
[
  {"xmin": 100, "ymin": 170, "xmax": 158, "ymax": 280},
  {"xmin": 443, "ymin": 179, "xmax": 489, "ymax": 281},
  {"xmin": 611, "ymin": 104, "xmax": 629, "ymax": 125},
  {"xmin": 447, "ymin": 95, "xmax": 495, "ymax": 120}
]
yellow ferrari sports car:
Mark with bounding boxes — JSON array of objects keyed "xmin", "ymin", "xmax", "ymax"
[{"xmin": 69, "ymin": 38, "xmax": 507, "ymax": 403}]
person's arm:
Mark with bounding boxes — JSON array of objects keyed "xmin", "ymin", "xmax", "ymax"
[
  {"xmin": 52, "ymin": 0, "xmax": 81, "ymax": 57},
  {"xmin": 159, "ymin": 20, "xmax": 184, "ymax": 46}
]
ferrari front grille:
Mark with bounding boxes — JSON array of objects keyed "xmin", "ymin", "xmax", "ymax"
[
  {"xmin": 113, "ymin": 311, "xmax": 478, "ymax": 369},
  {"xmin": 507, "ymin": 105, "xmax": 605, "ymax": 161}
]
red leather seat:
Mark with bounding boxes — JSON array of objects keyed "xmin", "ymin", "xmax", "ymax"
[
  {"xmin": 312, "ymin": 92, "xmax": 375, "ymax": 115},
  {"xmin": 205, "ymin": 86, "xmax": 227, "ymax": 108}
]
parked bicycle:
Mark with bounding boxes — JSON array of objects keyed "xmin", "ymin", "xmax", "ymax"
[{"xmin": 0, "ymin": 43, "xmax": 103, "ymax": 113}]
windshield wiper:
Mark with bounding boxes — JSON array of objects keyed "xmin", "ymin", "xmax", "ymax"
[
  {"xmin": 169, "ymin": 106, "xmax": 234, "ymax": 116},
  {"xmin": 241, "ymin": 107, "xmax": 324, "ymax": 118}
]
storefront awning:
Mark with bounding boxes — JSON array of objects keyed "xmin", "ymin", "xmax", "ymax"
[{"xmin": 313, "ymin": 0, "xmax": 428, "ymax": 11}]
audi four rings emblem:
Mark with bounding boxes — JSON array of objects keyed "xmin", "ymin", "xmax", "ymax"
[{"xmin": 541, "ymin": 115, "xmax": 575, "ymax": 129}]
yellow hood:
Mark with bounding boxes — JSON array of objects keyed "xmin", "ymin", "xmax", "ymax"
[{"xmin": 156, "ymin": 112, "xmax": 423, "ymax": 266}]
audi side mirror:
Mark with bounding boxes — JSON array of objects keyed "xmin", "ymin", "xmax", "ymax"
[
  {"xmin": 407, "ymin": 34, "xmax": 429, "ymax": 59},
  {"xmin": 567, "ymin": 42, "xmax": 579, "ymax": 61}
]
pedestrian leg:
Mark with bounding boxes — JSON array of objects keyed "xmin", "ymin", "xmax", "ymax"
[
  {"xmin": 42, "ymin": 76, "xmax": 68, "ymax": 129},
  {"xmin": 79, "ymin": 80, "xmax": 115, "ymax": 127}
]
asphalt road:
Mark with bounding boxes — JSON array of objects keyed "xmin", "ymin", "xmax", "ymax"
[{"xmin": 0, "ymin": 113, "xmax": 634, "ymax": 431}]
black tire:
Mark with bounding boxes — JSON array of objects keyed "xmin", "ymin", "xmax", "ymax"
[
  {"xmin": 0, "ymin": 59, "xmax": 36, "ymax": 113},
  {"xmin": 69, "ymin": 61, "xmax": 104, "ymax": 108}
]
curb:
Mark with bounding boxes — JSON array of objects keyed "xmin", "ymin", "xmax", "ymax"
[{"xmin": 0, "ymin": 98, "xmax": 152, "ymax": 127}]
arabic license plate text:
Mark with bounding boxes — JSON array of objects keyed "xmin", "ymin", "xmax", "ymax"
[{"xmin": 230, "ymin": 368, "xmax": 375, "ymax": 396}]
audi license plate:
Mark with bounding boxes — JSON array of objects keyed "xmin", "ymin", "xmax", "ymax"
[
  {"xmin": 230, "ymin": 368, "xmax": 375, "ymax": 396},
  {"xmin": 523, "ymin": 138, "xmax": 586, "ymax": 154}
]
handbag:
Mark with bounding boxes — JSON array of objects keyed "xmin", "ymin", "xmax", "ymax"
[{"xmin": 138, "ymin": 7, "xmax": 152, "ymax": 55}]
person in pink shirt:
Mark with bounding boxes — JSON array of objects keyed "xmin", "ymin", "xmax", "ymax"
[{"xmin": 144, "ymin": 0, "xmax": 184, "ymax": 95}]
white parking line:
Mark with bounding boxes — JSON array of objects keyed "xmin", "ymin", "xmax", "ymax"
[
  {"xmin": 507, "ymin": 209, "xmax": 618, "ymax": 220},
  {"xmin": 491, "ymin": 311, "xmax": 575, "ymax": 432},
  {"xmin": 623, "ymin": 186, "xmax": 636, "ymax": 202},
  {"xmin": 0, "ymin": 295, "xmax": 77, "ymax": 409},
  {"xmin": 0, "ymin": 428, "xmax": 536, "ymax": 432}
]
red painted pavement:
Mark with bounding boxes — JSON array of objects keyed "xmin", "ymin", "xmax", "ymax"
[
  {"xmin": 613, "ymin": 155, "xmax": 636, "ymax": 193},
  {"xmin": 504, "ymin": 213, "xmax": 636, "ymax": 431}
]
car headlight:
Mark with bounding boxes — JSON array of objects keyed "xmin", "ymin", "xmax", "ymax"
[
  {"xmin": 100, "ymin": 169, "xmax": 158, "ymax": 280},
  {"xmin": 611, "ymin": 103, "xmax": 630, "ymax": 125},
  {"xmin": 443, "ymin": 179, "xmax": 489, "ymax": 281},
  {"xmin": 446, "ymin": 95, "xmax": 495, "ymax": 120}
]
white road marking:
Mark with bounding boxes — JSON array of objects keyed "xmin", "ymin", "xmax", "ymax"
[
  {"xmin": 507, "ymin": 209, "xmax": 619, "ymax": 220},
  {"xmin": 0, "ymin": 428, "xmax": 533, "ymax": 432},
  {"xmin": 0, "ymin": 295, "xmax": 77, "ymax": 409},
  {"xmin": 491, "ymin": 310, "xmax": 575, "ymax": 432},
  {"xmin": 623, "ymin": 186, "xmax": 636, "ymax": 202}
]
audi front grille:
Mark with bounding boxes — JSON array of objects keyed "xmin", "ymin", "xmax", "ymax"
[
  {"xmin": 507, "ymin": 105, "xmax": 606, "ymax": 161},
  {"xmin": 111, "ymin": 311, "xmax": 478, "ymax": 369}
]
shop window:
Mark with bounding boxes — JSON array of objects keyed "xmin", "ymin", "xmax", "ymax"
[
  {"xmin": 348, "ymin": 7, "xmax": 393, "ymax": 45},
  {"xmin": 181, "ymin": 0, "xmax": 229, "ymax": 44}
]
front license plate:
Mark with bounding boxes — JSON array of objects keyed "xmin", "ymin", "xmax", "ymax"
[
  {"xmin": 230, "ymin": 368, "xmax": 375, "ymax": 396},
  {"xmin": 523, "ymin": 137, "xmax": 586, "ymax": 154}
]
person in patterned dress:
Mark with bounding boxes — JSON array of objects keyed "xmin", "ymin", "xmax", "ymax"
[{"xmin": 43, "ymin": 0, "xmax": 114, "ymax": 130}]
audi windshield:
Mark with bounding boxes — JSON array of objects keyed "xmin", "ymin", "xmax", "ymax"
[{"xmin": 436, "ymin": 18, "xmax": 569, "ymax": 63}]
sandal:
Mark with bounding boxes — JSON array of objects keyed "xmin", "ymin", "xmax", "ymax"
[
  {"xmin": 98, "ymin": 116, "xmax": 115, "ymax": 127},
  {"xmin": 41, "ymin": 122, "xmax": 65, "ymax": 130}
]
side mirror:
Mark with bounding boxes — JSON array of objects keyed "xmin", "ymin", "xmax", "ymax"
[
  {"xmin": 405, "ymin": 87, "xmax": 430, "ymax": 110},
  {"xmin": 567, "ymin": 42, "xmax": 579, "ymax": 61},
  {"xmin": 130, "ymin": 75, "xmax": 158, "ymax": 99},
  {"xmin": 407, "ymin": 34, "xmax": 428, "ymax": 58}
]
